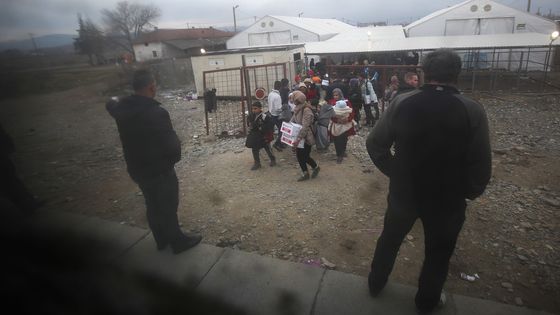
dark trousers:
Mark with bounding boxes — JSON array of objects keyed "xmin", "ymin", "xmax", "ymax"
[
  {"xmin": 364, "ymin": 103, "xmax": 375, "ymax": 124},
  {"xmin": 136, "ymin": 168, "xmax": 183, "ymax": 246},
  {"xmin": 252, "ymin": 144, "xmax": 274, "ymax": 164},
  {"xmin": 0, "ymin": 159, "xmax": 38, "ymax": 213},
  {"xmin": 272, "ymin": 116, "xmax": 283, "ymax": 146},
  {"xmin": 354, "ymin": 105, "xmax": 362, "ymax": 125},
  {"xmin": 364, "ymin": 102, "xmax": 380, "ymax": 124},
  {"xmin": 370, "ymin": 201, "xmax": 465, "ymax": 310},
  {"xmin": 296, "ymin": 143, "xmax": 317, "ymax": 172},
  {"xmin": 333, "ymin": 133, "xmax": 349, "ymax": 157}
]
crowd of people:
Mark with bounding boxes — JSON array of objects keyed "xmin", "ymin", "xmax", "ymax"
[{"xmin": 246, "ymin": 60, "xmax": 422, "ymax": 180}]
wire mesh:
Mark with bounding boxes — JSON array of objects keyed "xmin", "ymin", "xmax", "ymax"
[{"xmin": 203, "ymin": 63, "xmax": 287, "ymax": 137}]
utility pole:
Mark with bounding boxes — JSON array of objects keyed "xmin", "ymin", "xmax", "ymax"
[
  {"xmin": 233, "ymin": 5, "xmax": 239, "ymax": 32},
  {"xmin": 527, "ymin": 0, "xmax": 531, "ymax": 12},
  {"xmin": 28, "ymin": 33, "xmax": 38, "ymax": 53}
]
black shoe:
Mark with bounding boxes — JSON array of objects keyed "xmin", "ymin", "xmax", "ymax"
[
  {"xmin": 336, "ymin": 157, "xmax": 343, "ymax": 164},
  {"xmin": 251, "ymin": 163, "xmax": 261, "ymax": 170},
  {"xmin": 297, "ymin": 172, "xmax": 310, "ymax": 182},
  {"xmin": 311, "ymin": 166, "xmax": 320, "ymax": 178},
  {"xmin": 416, "ymin": 293, "xmax": 446, "ymax": 314},
  {"xmin": 273, "ymin": 144, "xmax": 283, "ymax": 151},
  {"xmin": 368, "ymin": 272, "xmax": 386, "ymax": 297},
  {"xmin": 171, "ymin": 234, "xmax": 202, "ymax": 254},
  {"xmin": 156, "ymin": 240, "xmax": 169, "ymax": 251},
  {"xmin": 270, "ymin": 158, "xmax": 276, "ymax": 167}
]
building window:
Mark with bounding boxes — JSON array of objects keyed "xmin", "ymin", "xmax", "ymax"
[
  {"xmin": 516, "ymin": 23, "xmax": 526, "ymax": 30},
  {"xmin": 269, "ymin": 21, "xmax": 274, "ymax": 27},
  {"xmin": 293, "ymin": 34, "xmax": 299, "ymax": 40},
  {"xmin": 470, "ymin": 5, "xmax": 478, "ymax": 12},
  {"xmin": 152, "ymin": 51, "xmax": 157, "ymax": 58},
  {"xmin": 261, "ymin": 22, "xmax": 266, "ymax": 28},
  {"xmin": 483, "ymin": 4, "xmax": 492, "ymax": 11}
]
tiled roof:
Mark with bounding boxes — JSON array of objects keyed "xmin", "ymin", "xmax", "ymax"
[{"xmin": 134, "ymin": 28, "xmax": 234, "ymax": 44}]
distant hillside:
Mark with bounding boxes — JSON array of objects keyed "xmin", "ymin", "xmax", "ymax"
[{"xmin": 0, "ymin": 34, "xmax": 75, "ymax": 52}]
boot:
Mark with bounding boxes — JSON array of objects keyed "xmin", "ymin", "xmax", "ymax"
[
  {"xmin": 311, "ymin": 166, "xmax": 320, "ymax": 178},
  {"xmin": 251, "ymin": 162, "xmax": 261, "ymax": 170},
  {"xmin": 297, "ymin": 172, "xmax": 310, "ymax": 182},
  {"xmin": 171, "ymin": 233, "xmax": 202, "ymax": 255},
  {"xmin": 269, "ymin": 157, "xmax": 276, "ymax": 167}
]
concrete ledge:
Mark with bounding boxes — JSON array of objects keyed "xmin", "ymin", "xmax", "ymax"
[
  {"xmin": 197, "ymin": 248, "xmax": 325, "ymax": 315},
  {"xmin": 119, "ymin": 233, "xmax": 225, "ymax": 288}
]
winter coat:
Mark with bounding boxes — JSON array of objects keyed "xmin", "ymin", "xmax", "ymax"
[
  {"xmin": 366, "ymin": 84, "xmax": 492, "ymax": 211},
  {"xmin": 291, "ymin": 103, "xmax": 316, "ymax": 145},
  {"xmin": 245, "ymin": 111, "xmax": 274, "ymax": 148},
  {"xmin": 106, "ymin": 95, "xmax": 181, "ymax": 182}
]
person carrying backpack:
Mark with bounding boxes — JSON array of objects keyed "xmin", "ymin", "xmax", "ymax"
[{"xmin": 245, "ymin": 101, "xmax": 276, "ymax": 170}]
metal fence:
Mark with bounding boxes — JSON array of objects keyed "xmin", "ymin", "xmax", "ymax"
[
  {"xmin": 324, "ymin": 46, "xmax": 559, "ymax": 93},
  {"xmin": 202, "ymin": 62, "xmax": 289, "ymax": 137}
]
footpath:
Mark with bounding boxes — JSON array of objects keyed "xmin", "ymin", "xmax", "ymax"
[{"xmin": 23, "ymin": 209, "xmax": 554, "ymax": 315}]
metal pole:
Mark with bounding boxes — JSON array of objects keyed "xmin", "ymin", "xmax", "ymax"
[
  {"xmin": 543, "ymin": 43, "xmax": 552, "ymax": 91},
  {"xmin": 233, "ymin": 5, "xmax": 239, "ymax": 32},
  {"xmin": 203, "ymin": 71, "xmax": 210, "ymax": 135},
  {"xmin": 527, "ymin": 0, "xmax": 531, "ymax": 12}
]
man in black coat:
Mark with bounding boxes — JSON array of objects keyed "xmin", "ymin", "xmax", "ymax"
[
  {"xmin": 366, "ymin": 49, "xmax": 491, "ymax": 313},
  {"xmin": 106, "ymin": 69, "xmax": 201, "ymax": 254},
  {"xmin": 0, "ymin": 123, "xmax": 43, "ymax": 214}
]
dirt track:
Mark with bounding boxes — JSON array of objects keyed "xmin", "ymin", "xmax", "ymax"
[{"xmin": 1, "ymin": 83, "xmax": 559, "ymax": 313}]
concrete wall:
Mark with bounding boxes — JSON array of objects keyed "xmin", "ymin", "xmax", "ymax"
[{"xmin": 134, "ymin": 42, "xmax": 163, "ymax": 62}]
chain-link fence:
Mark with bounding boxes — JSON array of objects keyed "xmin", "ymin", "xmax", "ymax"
[{"xmin": 203, "ymin": 63, "xmax": 288, "ymax": 137}]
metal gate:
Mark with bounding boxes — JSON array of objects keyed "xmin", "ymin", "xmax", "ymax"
[{"xmin": 202, "ymin": 62, "xmax": 287, "ymax": 137}]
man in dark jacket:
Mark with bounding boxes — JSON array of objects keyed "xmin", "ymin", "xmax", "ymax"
[
  {"xmin": 106, "ymin": 69, "xmax": 202, "ymax": 255},
  {"xmin": 365, "ymin": 49, "xmax": 491, "ymax": 313},
  {"xmin": 0, "ymin": 123, "xmax": 43, "ymax": 214}
]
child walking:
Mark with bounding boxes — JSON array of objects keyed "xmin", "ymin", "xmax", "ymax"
[{"xmin": 245, "ymin": 101, "xmax": 276, "ymax": 170}]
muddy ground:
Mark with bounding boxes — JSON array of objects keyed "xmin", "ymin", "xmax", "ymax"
[{"xmin": 1, "ymin": 81, "xmax": 559, "ymax": 314}]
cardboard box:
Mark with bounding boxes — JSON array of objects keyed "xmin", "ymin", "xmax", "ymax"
[{"xmin": 280, "ymin": 122, "xmax": 304, "ymax": 148}]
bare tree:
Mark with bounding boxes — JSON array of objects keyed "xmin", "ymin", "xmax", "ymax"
[{"xmin": 101, "ymin": 1, "xmax": 160, "ymax": 60}]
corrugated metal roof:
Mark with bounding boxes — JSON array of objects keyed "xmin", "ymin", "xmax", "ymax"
[
  {"xmin": 164, "ymin": 38, "xmax": 229, "ymax": 50},
  {"xmin": 304, "ymin": 32, "xmax": 558, "ymax": 54},
  {"xmin": 269, "ymin": 16, "xmax": 356, "ymax": 37},
  {"xmin": 134, "ymin": 28, "xmax": 234, "ymax": 44}
]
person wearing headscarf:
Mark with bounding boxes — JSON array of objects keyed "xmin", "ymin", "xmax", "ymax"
[
  {"xmin": 328, "ymin": 88, "xmax": 356, "ymax": 164},
  {"xmin": 290, "ymin": 91, "xmax": 320, "ymax": 181}
]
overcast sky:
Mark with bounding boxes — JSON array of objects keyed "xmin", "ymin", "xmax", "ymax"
[{"xmin": 1, "ymin": 0, "xmax": 559, "ymax": 41}]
